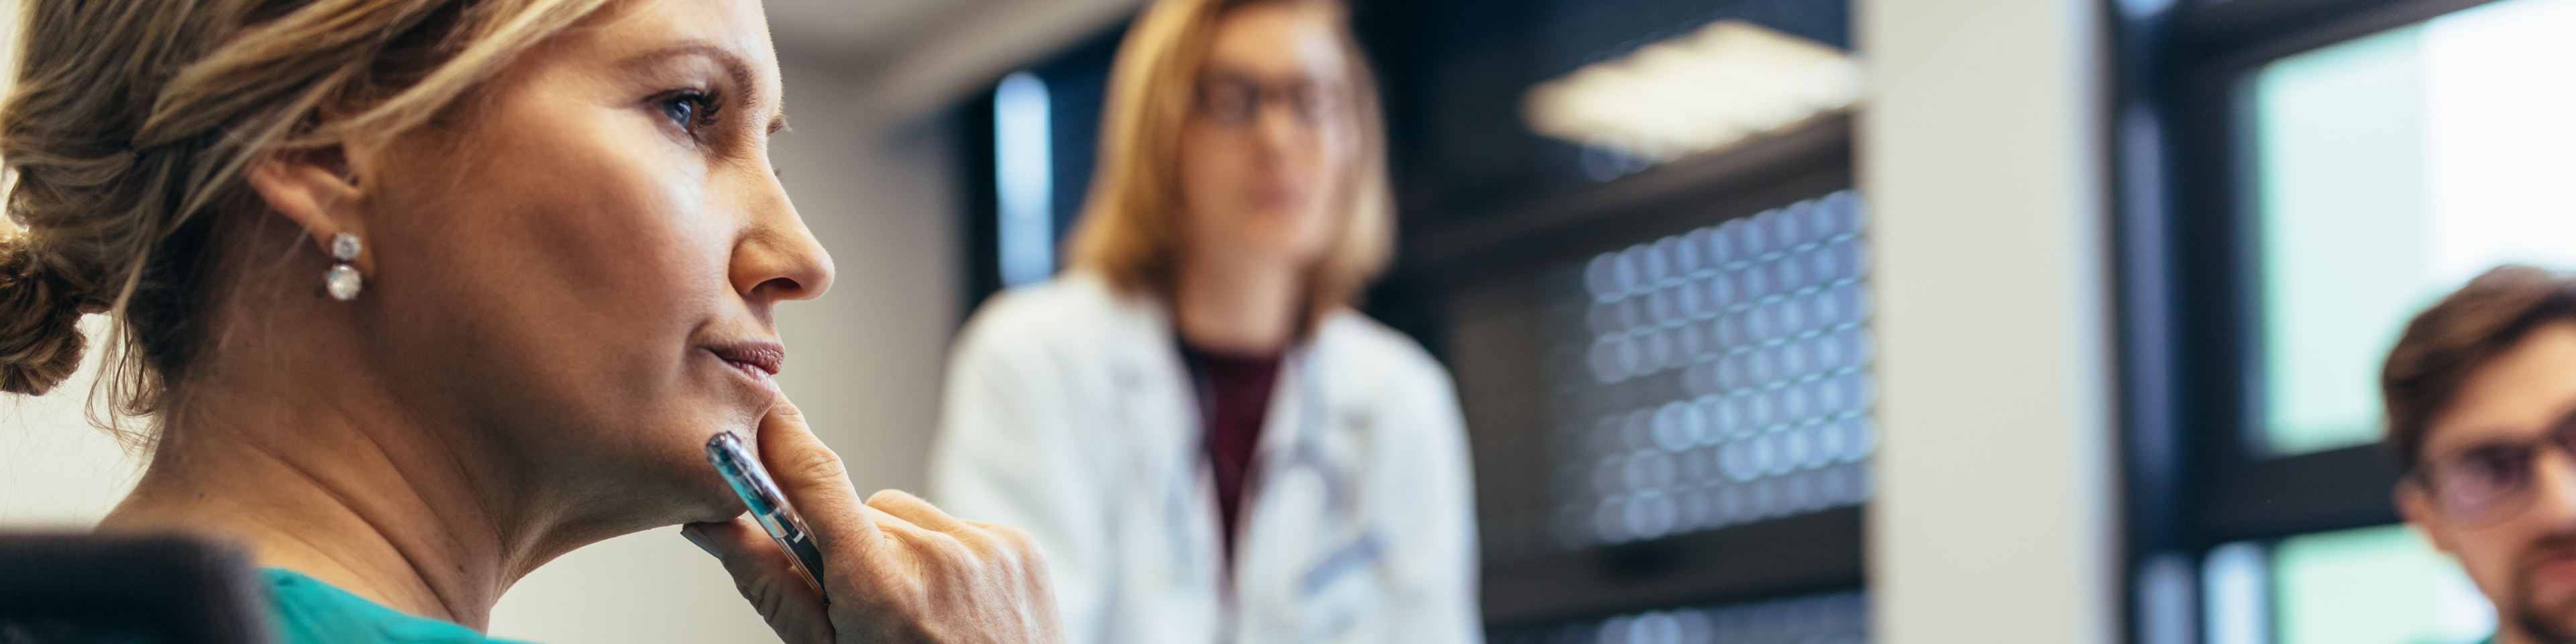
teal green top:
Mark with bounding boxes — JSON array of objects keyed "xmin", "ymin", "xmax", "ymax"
[{"xmin": 263, "ymin": 568, "xmax": 531, "ymax": 644}]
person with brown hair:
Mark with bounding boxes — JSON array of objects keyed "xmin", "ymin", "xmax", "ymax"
[
  {"xmin": 0, "ymin": 0, "xmax": 1062, "ymax": 642},
  {"xmin": 2387, "ymin": 265, "xmax": 2576, "ymax": 644},
  {"xmin": 924, "ymin": 0, "xmax": 1479, "ymax": 643}
]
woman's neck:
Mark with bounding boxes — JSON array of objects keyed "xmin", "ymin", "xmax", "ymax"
[
  {"xmin": 102, "ymin": 417, "xmax": 512, "ymax": 628},
  {"xmin": 93, "ymin": 297, "xmax": 539, "ymax": 631},
  {"xmin": 1170, "ymin": 249, "xmax": 1304, "ymax": 356}
]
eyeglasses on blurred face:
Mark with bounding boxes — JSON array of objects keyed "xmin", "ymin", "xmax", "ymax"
[
  {"xmin": 2418, "ymin": 419, "xmax": 2576, "ymax": 525},
  {"xmin": 1193, "ymin": 72, "xmax": 1343, "ymax": 129}
]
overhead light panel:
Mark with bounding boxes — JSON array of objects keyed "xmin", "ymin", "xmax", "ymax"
[{"xmin": 1525, "ymin": 19, "xmax": 1862, "ymax": 178}]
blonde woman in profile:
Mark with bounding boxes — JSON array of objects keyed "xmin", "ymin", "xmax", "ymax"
[
  {"xmin": 926, "ymin": 0, "xmax": 1479, "ymax": 643},
  {"xmin": 0, "ymin": 0, "xmax": 1061, "ymax": 642}
]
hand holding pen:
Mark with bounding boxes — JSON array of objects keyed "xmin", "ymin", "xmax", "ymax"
[{"xmin": 682, "ymin": 398, "xmax": 1068, "ymax": 644}]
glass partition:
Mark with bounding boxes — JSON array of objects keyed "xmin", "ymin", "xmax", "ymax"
[{"xmin": 1549, "ymin": 191, "xmax": 1874, "ymax": 548}]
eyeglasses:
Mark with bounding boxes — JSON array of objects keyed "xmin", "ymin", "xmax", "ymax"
[
  {"xmin": 2417, "ymin": 420, "xmax": 2576, "ymax": 525},
  {"xmin": 1193, "ymin": 72, "xmax": 1344, "ymax": 129}
]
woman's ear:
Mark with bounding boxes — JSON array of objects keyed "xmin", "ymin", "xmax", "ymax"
[{"xmin": 245, "ymin": 146, "xmax": 367, "ymax": 258}]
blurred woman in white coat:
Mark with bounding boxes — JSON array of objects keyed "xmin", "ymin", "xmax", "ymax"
[{"xmin": 927, "ymin": 0, "xmax": 1481, "ymax": 643}]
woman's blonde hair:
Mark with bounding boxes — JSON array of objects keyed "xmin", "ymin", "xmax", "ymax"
[
  {"xmin": 0, "ymin": 0, "xmax": 615, "ymax": 440},
  {"xmin": 1063, "ymin": 0, "xmax": 1393, "ymax": 333}
]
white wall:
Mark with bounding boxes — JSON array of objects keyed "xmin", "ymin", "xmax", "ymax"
[
  {"xmin": 0, "ymin": 58, "xmax": 967, "ymax": 644},
  {"xmin": 1859, "ymin": 0, "xmax": 2118, "ymax": 643},
  {"xmin": 0, "ymin": 319, "xmax": 141, "ymax": 529}
]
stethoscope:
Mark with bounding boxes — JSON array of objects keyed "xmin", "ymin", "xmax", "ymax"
[
  {"xmin": 1175, "ymin": 344, "xmax": 1355, "ymax": 521},
  {"xmin": 1168, "ymin": 343, "xmax": 1381, "ymax": 605}
]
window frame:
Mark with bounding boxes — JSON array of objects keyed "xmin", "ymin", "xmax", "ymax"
[
  {"xmin": 955, "ymin": 24, "xmax": 1128, "ymax": 316},
  {"xmin": 2114, "ymin": 0, "xmax": 2512, "ymax": 641}
]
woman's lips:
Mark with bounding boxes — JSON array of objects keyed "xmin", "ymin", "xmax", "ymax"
[
  {"xmin": 708, "ymin": 341, "xmax": 785, "ymax": 391},
  {"xmin": 1250, "ymin": 183, "xmax": 1307, "ymax": 211}
]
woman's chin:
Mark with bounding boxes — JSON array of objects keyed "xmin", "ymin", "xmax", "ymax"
[
  {"xmin": 679, "ymin": 470, "xmax": 749, "ymax": 525},
  {"xmin": 646, "ymin": 433, "xmax": 755, "ymax": 527},
  {"xmin": 542, "ymin": 419, "xmax": 749, "ymax": 532},
  {"xmin": 576, "ymin": 476, "xmax": 743, "ymax": 537}
]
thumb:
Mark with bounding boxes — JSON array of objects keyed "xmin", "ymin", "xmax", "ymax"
[{"xmin": 753, "ymin": 396, "xmax": 891, "ymax": 588}]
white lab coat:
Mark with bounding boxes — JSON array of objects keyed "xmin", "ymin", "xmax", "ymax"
[{"xmin": 928, "ymin": 271, "xmax": 1482, "ymax": 644}]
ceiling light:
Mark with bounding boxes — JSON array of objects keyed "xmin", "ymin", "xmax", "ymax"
[{"xmin": 1525, "ymin": 20, "xmax": 1862, "ymax": 178}]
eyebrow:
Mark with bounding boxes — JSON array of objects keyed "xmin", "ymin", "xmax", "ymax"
[
  {"xmin": 2431, "ymin": 404, "xmax": 2576, "ymax": 462},
  {"xmin": 622, "ymin": 42, "xmax": 791, "ymax": 136}
]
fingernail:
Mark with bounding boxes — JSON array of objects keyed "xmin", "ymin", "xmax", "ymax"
[{"xmin": 680, "ymin": 526, "xmax": 719, "ymax": 559}]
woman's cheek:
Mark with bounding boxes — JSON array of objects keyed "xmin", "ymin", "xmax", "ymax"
[
  {"xmin": 1299, "ymin": 143, "xmax": 1355, "ymax": 252},
  {"xmin": 625, "ymin": 170, "xmax": 726, "ymax": 292}
]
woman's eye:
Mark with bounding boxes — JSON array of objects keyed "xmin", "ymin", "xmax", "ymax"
[
  {"xmin": 660, "ymin": 91, "xmax": 717, "ymax": 136},
  {"xmin": 1197, "ymin": 80, "xmax": 1258, "ymax": 124}
]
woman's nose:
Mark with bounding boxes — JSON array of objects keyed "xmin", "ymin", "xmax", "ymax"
[
  {"xmin": 1253, "ymin": 100, "xmax": 1311, "ymax": 157},
  {"xmin": 729, "ymin": 171, "xmax": 835, "ymax": 304}
]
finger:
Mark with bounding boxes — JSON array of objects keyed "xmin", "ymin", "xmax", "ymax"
[
  {"xmin": 865, "ymin": 489, "xmax": 975, "ymax": 535},
  {"xmin": 683, "ymin": 520, "xmax": 832, "ymax": 644},
  {"xmin": 857, "ymin": 502, "xmax": 935, "ymax": 538},
  {"xmin": 961, "ymin": 519, "xmax": 1046, "ymax": 555},
  {"xmin": 751, "ymin": 396, "xmax": 919, "ymax": 609},
  {"xmin": 753, "ymin": 397, "xmax": 885, "ymax": 564}
]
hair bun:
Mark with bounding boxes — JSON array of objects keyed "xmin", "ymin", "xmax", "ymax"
[{"xmin": 0, "ymin": 241, "xmax": 89, "ymax": 395}]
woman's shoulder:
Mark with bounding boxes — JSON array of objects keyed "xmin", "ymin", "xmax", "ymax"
[
  {"xmin": 263, "ymin": 569, "xmax": 533, "ymax": 644},
  {"xmin": 1308, "ymin": 313, "xmax": 1470, "ymax": 458},
  {"xmin": 1311, "ymin": 310, "xmax": 1455, "ymax": 396}
]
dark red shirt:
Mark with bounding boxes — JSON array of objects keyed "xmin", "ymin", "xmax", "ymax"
[{"xmin": 1178, "ymin": 342, "xmax": 1283, "ymax": 570}]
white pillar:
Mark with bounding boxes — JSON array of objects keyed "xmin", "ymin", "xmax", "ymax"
[{"xmin": 1858, "ymin": 0, "xmax": 2116, "ymax": 641}]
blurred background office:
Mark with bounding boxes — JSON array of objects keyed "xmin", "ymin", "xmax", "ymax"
[{"xmin": 4, "ymin": 0, "xmax": 2573, "ymax": 642}]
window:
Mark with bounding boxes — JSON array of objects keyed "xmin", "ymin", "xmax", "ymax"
[
  {"xmin": 2198, "ymin": 525, "xmax": 2490, "ymax": 644},
  {"xmin": 2268, "ymin": 525, "xmax": 2490, "ymax": 644},
  {"xmin": 2247, "ymin": 0, "xmax": 2576, "ymax": 458},
  {"xmin": 957, "ymin": 27, "xmax": 1124, "ymax": 311},
  {"xmin": 2119, "ymin": 0, "xmax": 2576, "ymax": 641},
  {"xmin": 994, "ymin": 71, "xmax": 1055, "ymax": 289}
]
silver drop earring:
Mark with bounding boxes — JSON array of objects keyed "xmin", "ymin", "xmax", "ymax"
[{"xmin": 324, "ymin": 233, "xmax": 363, "ymax": 301}]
